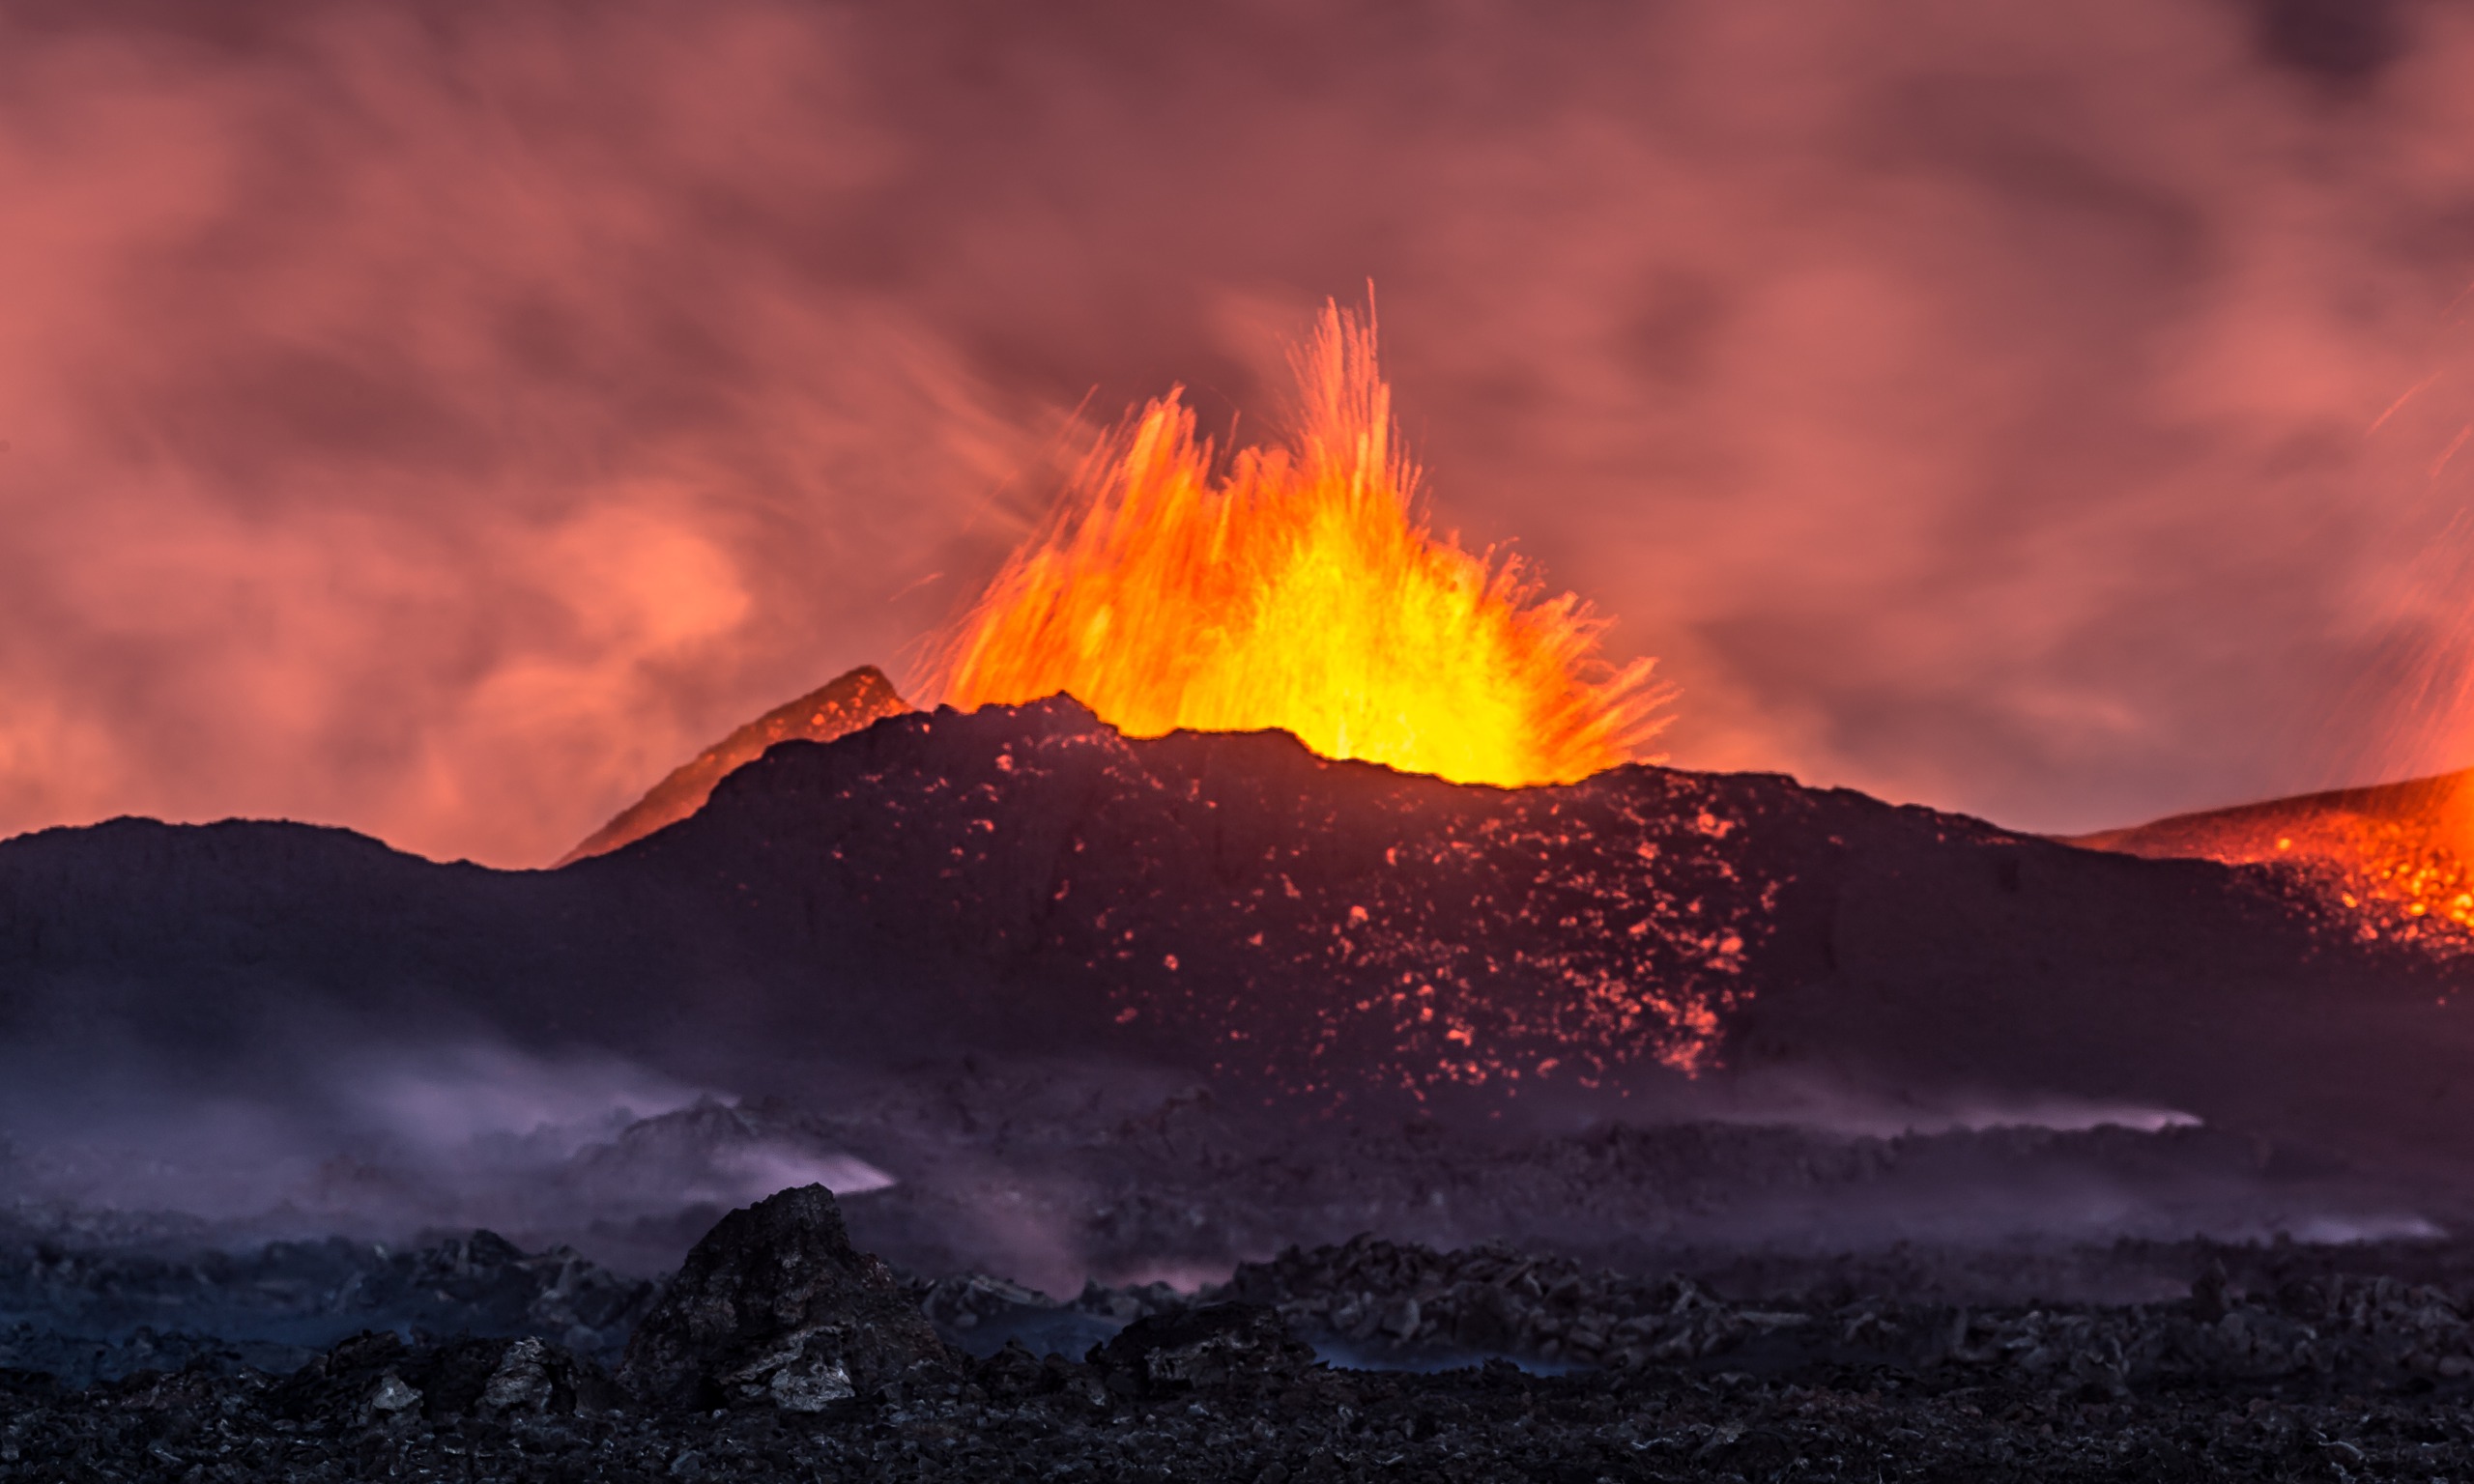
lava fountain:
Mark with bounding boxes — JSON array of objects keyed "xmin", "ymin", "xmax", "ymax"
[{"xmin": 931, "ymin": 306, "xmax": 1669, "ymax": 787}]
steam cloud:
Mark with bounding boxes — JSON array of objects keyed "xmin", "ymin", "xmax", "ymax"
[
  {"xmin": 0, "ymin": 1033, "xmax": 896, "ymax": 1263},
  {"xmin": 3, "ymin": 0, "xmax": 2472, "ymax": 863}
]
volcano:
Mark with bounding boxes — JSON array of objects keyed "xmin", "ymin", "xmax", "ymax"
[{"xmin": 5, "ymin": 686, "xmax": 2474, "ymax": 1279}]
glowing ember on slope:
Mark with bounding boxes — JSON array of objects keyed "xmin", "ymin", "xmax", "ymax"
[
  {"xmin": 932, "ymin": 307, "xmax": 1668, "ymax": 788},
  {"xmin": 2258, "ymin": 819, "xmax": 2474, "ymax": 956},
  {"xmin": 2078, "ymin": 773, "xmax": 2474, "ymax": 960}
]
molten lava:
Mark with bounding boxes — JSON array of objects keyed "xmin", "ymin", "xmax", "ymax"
[{"xmin": 933, "ymin": 307, "xmax": 1667, "ymax": 787}]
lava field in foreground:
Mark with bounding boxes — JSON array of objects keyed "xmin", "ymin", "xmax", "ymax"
[{"xmin": 14, "ymin": 1187, "xmax": 2474, "ymax": 1480}]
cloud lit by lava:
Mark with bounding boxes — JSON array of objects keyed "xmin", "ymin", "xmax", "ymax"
[{"xmin": 9, "ymin": 2, "xmax": 2474, "ymax": 863}]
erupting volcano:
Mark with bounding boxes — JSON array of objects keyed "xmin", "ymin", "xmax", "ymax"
[{"xmin": 931, "ymin": 306, "xmax": 1668, "ymax": 789}]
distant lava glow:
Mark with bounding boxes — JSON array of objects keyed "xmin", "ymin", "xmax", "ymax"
[
  {"xmin": 2274, "ymin": 798, "xmax": 2474, "ymax": 957},
  {"xmin": 2087, "ymin": 774, "xmax": 2474, "ymax": 961},
  {"xmin": 933, "ymin": 307, "xmax": 1669, "ymax": 787}
]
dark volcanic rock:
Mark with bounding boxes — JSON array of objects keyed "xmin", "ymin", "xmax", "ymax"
[
  {"xmin": 270, "ymin": 1329, "xmax": 617, "ymax": 1425},
  {"xmin": 616, "ymin": 1184, "xmax": 946, "ymax": 1412},
  {"xmin": 1089, "ymin": 1302, "xmax": 1314, "ymax": 1397},
  {"xmin": 22, "ymin": 1191, "xmax": 2474, "ymax": 1480},
  {"xmin": 0, "ymin": 1219, "xmax": 657, "ymax": 1386},
  {"xmin": 23, "ymin": 1235, "xmax": 2474, "ymax": 1480}
]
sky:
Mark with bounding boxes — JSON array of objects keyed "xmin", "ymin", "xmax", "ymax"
[{"xmin": 4, "ymin": 0, "xmax": 2474, "ymax": 866}]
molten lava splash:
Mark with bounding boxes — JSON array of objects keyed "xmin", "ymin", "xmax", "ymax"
[{"xmin": 934, "ymin": 308, "xmax": 1668, "ymax": 786}]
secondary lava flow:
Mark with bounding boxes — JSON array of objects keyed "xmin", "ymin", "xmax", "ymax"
[
  {"xmin": 933, "ymin": 306, "xmax": 1668, "ymax": 787},
  {"xmin": 2079, "ymin": 770, "xmax": 2474, "ymax": 959}
]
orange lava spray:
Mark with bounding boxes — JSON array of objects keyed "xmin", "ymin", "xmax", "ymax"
[{"xmin": 931, "ymin": 305, "xmax": 1669, "ymax": 786}]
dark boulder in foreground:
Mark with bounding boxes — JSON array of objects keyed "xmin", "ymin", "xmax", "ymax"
[
  {"xmin": 270, "ymin": 1330, "xmax": 618, "ymax": 1427},
  {"xmin": 1089, "ymin": 1301, "xmax": 1314, "ymax": 1398},
  {"xmin": 617, "ymin": 1184, "xmax": 948, "ymax": 1412}
]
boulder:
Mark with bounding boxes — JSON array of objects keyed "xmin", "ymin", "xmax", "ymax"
[
  {"xmin": 269, "ymin": 1331, "xmax": 615, "ymax": 1424},
  {"xmin": 1090, "ymin": 1302, "xmax": 1315, "ymax": 1397},
  {"xmin": 617, "ymin": 1184, "xmax": 948, "ymax": 1411}
]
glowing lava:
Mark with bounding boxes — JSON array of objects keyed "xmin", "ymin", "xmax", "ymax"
[
  {"xmin": 2078, "ymin": 770, "xmax": 2474, "ymax": 958},
  {"xmin": 932, "ymin": 307, "xmax": 1668, "ymax": 787}
]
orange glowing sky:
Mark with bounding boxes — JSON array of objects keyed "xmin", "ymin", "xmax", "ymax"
[{"xmin": 5, "ymin": 0, "xmax": 2474, "ymax": 865}]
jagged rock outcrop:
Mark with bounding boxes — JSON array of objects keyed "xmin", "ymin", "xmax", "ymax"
[{"xmin": 616, "ymin": 1184, "xmax": 947, "ymax": 1412}]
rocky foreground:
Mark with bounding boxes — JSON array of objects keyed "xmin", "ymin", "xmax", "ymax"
[{"xmin": 13, "ymin": 1190, "xmax": 2474, "ymax": 1479}]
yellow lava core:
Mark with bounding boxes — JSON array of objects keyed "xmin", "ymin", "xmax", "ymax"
[{"xmin": 933, "ymin": 307, "xmax": 1669, "ymax": 786}]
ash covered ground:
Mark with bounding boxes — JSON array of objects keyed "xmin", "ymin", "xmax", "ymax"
[{"xmin": 11, "ymin": 697, "xmax": 2474, "ymax": 1473}]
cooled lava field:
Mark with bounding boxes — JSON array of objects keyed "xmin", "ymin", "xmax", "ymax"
[{"xmin": 15, "ymin": 1184, "xmax": 2474, "ymax": 1480}]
